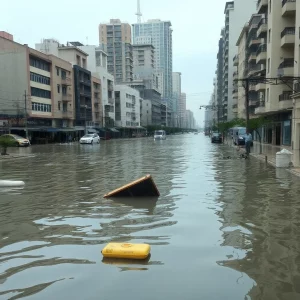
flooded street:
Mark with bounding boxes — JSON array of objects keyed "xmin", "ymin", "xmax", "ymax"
[{"xmin": 1, "ymin": 134, "xmax": 300, "ymax": 300}]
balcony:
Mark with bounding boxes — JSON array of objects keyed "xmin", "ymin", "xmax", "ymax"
[
  {"xmin": 255, "ymin": 100, "xmax": 266, "ymax": 115},
  {"xmin": 257, "ymin": 18, "xmax": 268, "ymax": 38},
  {"xmin": 248, "ymin": 37, "xmax": 261, "ymax": 48},
  {"xmin": 62, "ymin": 93, "xmax": 72, "ymax": 102},
  {"xmin": 249, "ymin": 84, "xmax": 257, "ymax": 92},
  {"xmin": 256, "ymin": 44, "xmax": 267, "ymax": 64},
  {"xmin": 281, "ymin": 27, "xmax": 295, "ymax": 47},
  {"xmin": 248, "ymin": 65, "xmax": 262, "ymax": 77},
  {"xmin": 80, "ymin": 90, "xmax": 91, "ymax": 97},
  {"xmin": 282, "ymin": 0, "xmax": 296, "ymax": 17},
  {"xmin": 233, "ymin": 71, "xmax": 238, "ymax": 80},
  {"xmin": 257, "ymin": 0, "xmax": 268, "ymax": 13},
  {"xmin": 80, "ymin": 78, "xmax": 91, "ymax": 86},
  {"xmin": 255, "ymin": 82, "xmax": 266, "ymax": 92},
  {"xmin": 278, "ymin": 58, "xmax": 294, "ymax": 77},
  {"xmin": 233, "ymin": 55, "xmax": 239, "ymax": 67},
  {"xmin": 61, "ymin": 77, "xmax": 72, "ymax": 86},
  {"xmin": 279, "ymin": 91, "xmax": 293, "ymax": 110},
  {"xmin": 62, "ymin": 110, "xmax": 73, "ymax": 119},
  {"xmin": 248, "ymin": 52, "xmax": 257, "ymax": 63}
]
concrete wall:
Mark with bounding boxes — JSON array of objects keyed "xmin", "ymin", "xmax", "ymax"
[
  {"xmin": 226, "ymin": 0, "xmax": 257, "ymax": 120},
  {"xmin": 114, "ymin": 85, "xmax": 140, "ymax": 128},
  {"xmin": 0, "ymin": 38, "xmax": 29, "ymax": 115},
  {"xmin": 50, "ymin": 55, "xmax": 74, "ymax": 127}
]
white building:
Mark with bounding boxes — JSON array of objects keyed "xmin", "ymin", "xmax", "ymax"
[
  {"xmin": 114, "ymin": 85, "xmax": 140, "ymax": 128},
  {"xmin": 172, "ymin": 72, "xmax": 181, "ymax": 127},
  {"xmin": 223, "ymin": 0, "xmax": 256, "ymax": 121},
  {"xmin": 77, "ymin": 45, "xmax": 116, "ymax": 127}
]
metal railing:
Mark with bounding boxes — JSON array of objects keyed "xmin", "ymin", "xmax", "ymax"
[
  {"xmin": 257, "ymin": 44, "xmax": 267, "ymax": 55},
  {"xmin": 279, "ymin": 92, "xmax": 292, "ymax": 101},
  {"xmin": 279, "ymin": 58, "xmax": 294, "ymax": 69},
  {"xmin": 256, "ymin": 100, "xmax": 265, "ymax": 107},
  {"xmin": 257, "ymin": 18, "xmax": 267, "ymax": 30},
  {"xmin": 281, "ymin": 27, "xmax": 295, "ymax": 38}
]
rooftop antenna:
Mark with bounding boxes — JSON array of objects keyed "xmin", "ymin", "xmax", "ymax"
[{"xmin": 136, "ymin": 0, "xmax": 142, "ymax": 23}]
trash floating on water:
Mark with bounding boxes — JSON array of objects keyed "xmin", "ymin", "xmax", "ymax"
[
  {"xmin": 0, "ymin": 180, "xmax": 25, "ymax": 187},
  {"xmin": 102, "ymin": 243, "xmax": 151, "ymax": 260},
  {"xmin": 103, "ymin": 174, "xmax": 160, "ymax": 198}
]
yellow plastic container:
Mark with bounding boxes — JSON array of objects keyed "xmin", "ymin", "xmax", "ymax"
[{"xmin": 102, "ymin": 243, "xmax": 151, "ymax": 260}]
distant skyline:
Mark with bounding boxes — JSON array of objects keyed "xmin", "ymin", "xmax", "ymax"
[{"xmin": 0, "ymin": 0, "xmax": 230, "ymax": 126}]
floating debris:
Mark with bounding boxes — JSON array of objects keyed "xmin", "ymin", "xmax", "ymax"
[{"xmin": 103, "ymin": 174, "xmax": 160, "ymax": 198}]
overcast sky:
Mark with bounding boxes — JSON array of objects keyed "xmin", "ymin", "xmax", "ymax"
[{"xmin": 1, "ymin": 0, "xmax": 228, "ymax": 126}]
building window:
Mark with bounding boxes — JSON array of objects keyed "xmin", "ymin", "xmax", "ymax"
[
  {"xmin": 61, "ymin": 70, "xmax": 66, "ymax": 79},
  {"xmin": 58, "ymin": 102, "xmax": 61, "ymax": 110},
  {"xmin": 268, "ymin": 29, "xmax": 271, "ymax": 43},
  {"xmin": 267, "ymin": 58, "xmax": 270, "ymax": 73},
  {"xmin": 57, "ymin": 84, "xmax": 60, "ymax": 93},
  {"xmin": 31, "ymin": 87, "xmax": 51, "ymax": 99},
  {"xmin": 266, "ymin": 88, "xmax": 269, "ymax": 102},
  {"xmin": 30, "ymin": 72, "xmax": 50, "ymax": 85},
  {"xmin": 30, "ymin": 56, "xmax": 50, "ymax": 71},
  {"xmin": 56, "ymin": 67, "xmax": 60, "ymax": 76},
  {"xmin": 32, "ymin": 102, "xmax": 52, "ymax": 112},
  {"xmin": 269, "ymin": 0, "xmax": 271, "ymax": 13},
  {"xmin": 282, "ymin": 120, "xmax": 291, "ymax": 145}
]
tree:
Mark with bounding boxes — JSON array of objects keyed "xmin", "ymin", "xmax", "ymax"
[
  {"xmin": 0, "ymin": 135, "xmax": 15, "ymax": 155},
  {"xmin": 245, "ymin": 117, "xmax": 270, "ymax": 154}
]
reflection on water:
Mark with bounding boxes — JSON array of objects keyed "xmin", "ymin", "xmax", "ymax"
[{"xmin": 1, "ymin": 135, "xmax": 300, "ymax": 299}]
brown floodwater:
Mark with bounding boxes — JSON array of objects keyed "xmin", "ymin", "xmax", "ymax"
[{"xmin": 1, "ymin": 134, "xmax": 300, "ymax": 300}]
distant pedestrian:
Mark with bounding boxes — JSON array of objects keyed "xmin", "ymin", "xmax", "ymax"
[
  {"xmin": 68, "ymin": 134, "xmax": 72, "ymax": 143},
  {"xmin": 245, "ymin": 130, "xmax": 253, "ymax": 155}
]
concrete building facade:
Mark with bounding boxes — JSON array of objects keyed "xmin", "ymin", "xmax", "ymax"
[
  {"xmin": 99, "ymin": 19, "xmax": 133, "ymax": 83},
  {"xmin": 172, "ymin": 72, "xmax": 181, "ymax": 127},
  {"xmin": 222, "ymin": 1, "xmax": 257, "ymax": 121},
  {"xmin": 77, "ymin": 45, "xmax": 115, "ymax": 128},
  {"xmin": 114, "ymin": 85, "xmax": 140, "ymax": 128},
  {"xmin": 179, "ymin": 93, "xmax": 187, "ymax": 128},
  {"xmin": 132, "ymin": 20, "xmax": 173, "ymax": 114},
  {"xmin": 0, "ymin": 37, "xmax": 76, "ymax": 140}
]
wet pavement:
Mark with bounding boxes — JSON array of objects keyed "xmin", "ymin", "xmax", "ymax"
[{"xmin": 1, "ymin": 134, "xmax": 300, "ymax": 300}]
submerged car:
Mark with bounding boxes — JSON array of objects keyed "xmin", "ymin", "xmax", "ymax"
[
  {"xmin": 211, "ymin": 132, "xmax": 222, "ymax": 143},
  {"xmin": 0, "ymin": 134, "xmax": 30, "ymax": 147},
  {"xmin": 154, "ymin": 130, "xmax": 166, "ymax": 140},
  {"xmin": 79, "ymin": 133, "xmax": 100, "ymax": 144}
]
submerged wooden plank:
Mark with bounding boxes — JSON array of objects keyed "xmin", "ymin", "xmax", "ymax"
[{"xmin": 103, "ymin": 174, "xmax": 160, "ymax": 198}]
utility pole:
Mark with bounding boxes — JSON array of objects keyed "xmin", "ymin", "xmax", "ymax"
[{"xmin": 24, "ymin": 90, "xmax": 28, "ymax": 139}]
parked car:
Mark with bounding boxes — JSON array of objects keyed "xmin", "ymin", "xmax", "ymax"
[
  {"xmin": 211, "ymin": 132, "xmax": 222, "ymax": 143},
  {"xmin": 79, "ymin": 133, "xmax": 100, "ymax": 144},
  {"xmin": 0, "ymin": 134, "xmax": 30, "ymax": 147}
]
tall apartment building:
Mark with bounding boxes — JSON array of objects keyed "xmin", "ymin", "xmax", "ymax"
[
  {"xmin": 216, "ymin": 32, "xmax": 225, "ymax": 121},
  {"xmin": 179, "ymin": 93, "xmax": 186, "ymax": 128},
  {"xmin": 238, "ymin": 0, "xmax": 295, "ymax": 147},
  {"xmin": 0, "ymin": 37, "xmax": 75, "ymax": 138},
  {"xmin": 222, "ymin": 1, "xmax": 257, "ymax": 121},
  {"xmin": 99, "ymin": 19, "xmax": 133, "ymax": 83},
  {"xmin": 77, "ymin": 45, "xmax": 115, "ymax": 128},
  {"xmin": 293, "ymin": 1, "xmax": 300, "ymax": 158},
  {"xmin": 132, "ymin": 19, "xmax": 173, "ymax": 115},
  {"xmin": 185, "ymin": 110, "xmax": 195, "ymax": 129},
  {"xmin": 132, "ymin": 44, "xmax": 155, "ymax": 81},
  {"xmin": 172, "ymin": 72, "xmax": 181, "ymax": 127}
]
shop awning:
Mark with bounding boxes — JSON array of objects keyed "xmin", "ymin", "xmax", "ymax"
[{"xmin": 110, "ymin": 128, "xmax": 120, "ymax": 133}]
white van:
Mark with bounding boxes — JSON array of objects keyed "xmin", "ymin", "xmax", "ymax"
[{"xmin": 154, "ymin": 130, "xmax": 166, "ymax": 140}]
